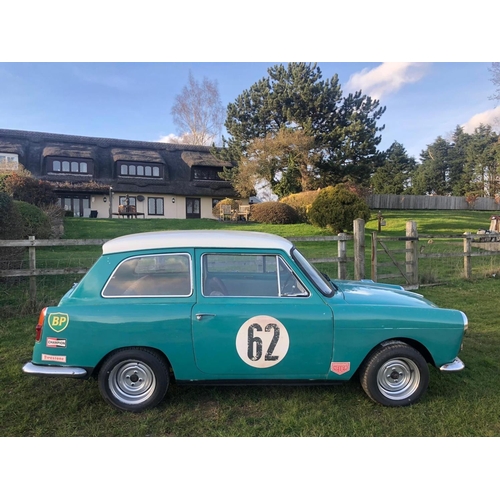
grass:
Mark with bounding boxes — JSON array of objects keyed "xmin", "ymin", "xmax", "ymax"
[
  {"xmin": 1, "ymin": 210, "xmax": 500, "ymax": 436},
  {"xmin": 1, "ymin": 276, "xmax": 499, "ymax": 436}
]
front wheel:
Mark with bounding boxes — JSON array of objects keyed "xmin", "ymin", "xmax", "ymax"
[
  {"xmin": 98, "ymin": 348, "xmax": 169, "ymax": 412},
  {"xmin": 360, "ymin": 342, "xmax": 429, "ymax": 407}
]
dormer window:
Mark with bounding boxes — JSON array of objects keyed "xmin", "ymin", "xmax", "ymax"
[
  {"xmin": 48, "ymin": 157, "xmax": 94, "ymax": 175},
  {"xmin": 192, "ymin": 166, "xmax": 224, "ymax": 181},
  {"xmin": 118, "ymin": 161, "xmax": 163, "ymax": 178}
]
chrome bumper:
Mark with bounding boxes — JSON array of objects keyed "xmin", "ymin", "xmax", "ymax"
[
  {"xmin": 439, "ymin": 357, "xmax": 465, "ymax": 372},
  {"xmin": 23, "ymin": 362, "xmax": 88, "ymax": 378}
]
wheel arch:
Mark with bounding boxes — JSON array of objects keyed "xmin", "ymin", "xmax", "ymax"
[
  {"xmin": 93, "ymin": 346, "xmax": 174, "ymax": 379},
  {"xmin": 358, "ymin": 337, "xmax": 435, "ymax": 374}
]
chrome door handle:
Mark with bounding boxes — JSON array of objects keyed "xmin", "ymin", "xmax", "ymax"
[{"xmin": 196, "ymin": 313, "xmax": 216, "ymax": 321}]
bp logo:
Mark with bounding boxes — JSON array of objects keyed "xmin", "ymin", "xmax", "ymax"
[
  {"xmin": 236, "ymin": 315, "xmax": 290, "ymax": 368},
  {"xmin": 48, "ymin": 313, "xmax": 70, "ymax": 333}
]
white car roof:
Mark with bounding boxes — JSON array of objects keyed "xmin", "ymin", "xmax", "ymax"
[{"xmin": 102, "ymin": 230, "xmax": 294, "ymax": 255}]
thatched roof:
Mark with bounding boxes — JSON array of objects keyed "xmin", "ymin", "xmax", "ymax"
[
  {"xmin": 111, "ymin": 148, "xmax": 165, "ymax": 164},
  {"xmin": 0, "ymin": 128, "xmax": 238, "ymax": 199},
  {"xmin": 181, "ymin": 151, "xmax": 231, "ymax": 168},
  {"xmin": 43, "ymin": 145, "xmax": 95, "ymax": 158},
  {"xmin": 0, "ymin": 140, "xmax": 25, "ymax": 156}
]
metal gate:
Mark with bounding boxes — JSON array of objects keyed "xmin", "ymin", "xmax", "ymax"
[{"xmin": 371, "ymin": 221, "xmax": 419, "ymax": 289}]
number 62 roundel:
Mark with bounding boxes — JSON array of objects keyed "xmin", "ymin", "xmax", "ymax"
[{"xmin": 235, "ymin": 315, "xmax": 290, "ymax": 368}]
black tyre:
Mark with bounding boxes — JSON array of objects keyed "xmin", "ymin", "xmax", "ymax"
[
  {"xmin": 360, "ymin": 341, "xmax": 429, "ymax": 407},
  {"xmin": 98, "ymin": 348, "xmax": 169, "ymax": 412}
]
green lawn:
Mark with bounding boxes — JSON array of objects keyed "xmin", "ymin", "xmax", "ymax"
[{"xmin": 1, "ymin": 211, "xmax": 499, "ymax": 436}]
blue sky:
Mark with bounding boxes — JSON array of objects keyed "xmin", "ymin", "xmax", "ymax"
[{"xmin": 0, "ymin": 61, "xmax": 497, "ymax": 162}]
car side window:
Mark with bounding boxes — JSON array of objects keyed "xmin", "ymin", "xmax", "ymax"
[
  {"xmin": 102, "ymin": 253, "xmax": 192, "ymax": 297},
  {"xmin": 202, "ymin": 254, "xmax": 308, "ymax": 297}
]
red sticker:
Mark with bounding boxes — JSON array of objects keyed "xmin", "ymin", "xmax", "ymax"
[{"xmin": 331, "ymin": 362, "xmax": 350, "ymax": 375}]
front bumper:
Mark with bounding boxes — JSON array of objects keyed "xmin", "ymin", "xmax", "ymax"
[
  {"xmin": 23, "ymin": 362, "xmax": 88, "ymax": 378},
  {"xmin": 439, "ymin": 357, "xmax": 465, "ymax": 372}
]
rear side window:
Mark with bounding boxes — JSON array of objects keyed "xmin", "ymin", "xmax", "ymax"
[{"xmin": 102, "ymin": 253, "xmax": 192, "ymax": 297}]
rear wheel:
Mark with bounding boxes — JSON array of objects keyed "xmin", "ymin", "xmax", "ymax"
[
  {"xmin": 98, "ymin": 348, "xmax": 169, "ymax": 412},
  {"xmin": 360, "ymin": 342, "xmax": 429, "ymax": 407}
]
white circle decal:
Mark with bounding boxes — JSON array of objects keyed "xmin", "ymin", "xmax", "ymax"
[{"xmin": 236, "ymin": 315, "xmax": 289, "ymax": 368}]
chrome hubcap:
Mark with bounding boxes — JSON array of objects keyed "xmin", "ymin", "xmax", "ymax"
[
  {"xmin": 108, "ymin": 361, "xmax": 156, "ymax": 405},
  {"xmin": 377, "ymin": 357, "xmax": 420, "ymax": 400}
]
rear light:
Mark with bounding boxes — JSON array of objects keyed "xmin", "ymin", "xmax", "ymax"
[{"xmin": 35, "ymin": 308, "xmax": 47, "ymax": 342}]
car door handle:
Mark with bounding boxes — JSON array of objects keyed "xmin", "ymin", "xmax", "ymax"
[{"xmin": 196, "ymin": 313, "xmax": 216, "ymax": 321}]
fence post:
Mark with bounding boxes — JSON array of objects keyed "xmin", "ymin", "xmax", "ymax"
[
  {"xmin": 371, "ymin": 231, "xmax": 378, "ymax": 281},
  {"xmin": 337, "ymin": 233, "xmax": 347, "ymax": 280},
  {"xmin": 406, "ymin": 221, "xmax": 418, "ymax": 286},
  {"xmin": 463, "ymin": 233, "xmax": 472, "ymax": 279},
  {"xmin": 354, "ymin": 219, "xmax": 365, "ymax": 280},
  {"xmin": 28, "ymin": 236, "xmax": 36, "ymax": 306}
]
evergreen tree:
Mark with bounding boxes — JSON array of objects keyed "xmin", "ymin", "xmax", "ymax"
[
  {"xmin": 462, "ymin": 124, "xmax": 500, "ymax": 196},
  {"xmin": 412, "ymin": 137, "xmax": 452, "ymax": 195},
  {"xmin": 371, "ymin": 141, "xmax": 416, "ymax": 194},
  {"xmin": 219, "ymin": 63, "xmax": 386, "ymax": 196}
]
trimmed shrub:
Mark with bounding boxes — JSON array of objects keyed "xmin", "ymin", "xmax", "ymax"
[
  {"xmin": 0, "ymin": 193, "xmax": 25, "ymax": 269},
  {"xmin": 250, "ymin": 201, "xmax": 299, "ymax": 224},
  {"xmin": 280, "ymin": 190, "xmax": 320, "ymax": 223},
  {"xmin": 212, "ymin": 198, "xmax": 239, "ymax": 219},
  {"xmin": 308, "ymin": 184, "xmax": 371, "ymax": 232},
  {"xmin": 14, "ymin": 201, "xmax": 52, "ymax": 239},
  {"xmin": 2, "ymin": 172, "xmax": 58, "ymax": 207}
]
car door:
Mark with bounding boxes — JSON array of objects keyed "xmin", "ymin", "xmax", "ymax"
[{"xmin": 191, "ymin": 250, "xmax": 334, "ymax": 379}]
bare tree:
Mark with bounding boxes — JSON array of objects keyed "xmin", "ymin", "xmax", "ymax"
[
  {"xmin": 489, "ymin": 62, "xmax": 500, "ymax": 102},
  {"xmin": 171, "ymin": 72, "xmax": 225, "ymax": 146}
]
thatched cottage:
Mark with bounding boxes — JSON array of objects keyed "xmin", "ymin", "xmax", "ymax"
[{"xmin": 0, "ymin": 128, "xmax": 239, "ymax": 219}]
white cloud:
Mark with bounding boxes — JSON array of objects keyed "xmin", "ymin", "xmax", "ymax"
[
  {"xmin": 345, "ymin": 62, "xmax": 431, "ymax": 100},
  {"xmin": 462, "ymin": 107, "xmax": 500, "ymax": 133},
  {"xmin": 157, "ymin": 133, "xmax": 183, "ymax": 143}
]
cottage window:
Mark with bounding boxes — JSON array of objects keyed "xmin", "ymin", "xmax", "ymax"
[
  {"xmin": 117, "ymin": 162, "xmax": 163, "ymax": 178},
  {"xmin": 0, "ymin": 152, "xmax": 19, "ymax": 165},
  {"xmin": 148, "ymin": 197, "xmax": 164, "ymax": 215},
  {"xmin": 48, "ymin": 157, "xmax": 94, "ymax": 175},
  {"xmin": 192, "ymin": 166, "xmax": 224, "ymax": 181},
  {"xmin": 119, "ymin": 196, "xmax": 137, "ymax": 207}
]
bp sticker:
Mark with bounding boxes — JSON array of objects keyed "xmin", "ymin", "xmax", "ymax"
[
  {"xmin": 48, "ymin": 313, "xmax": 69, "ymax": 333},
  {"xmin": 236, "ymin": 315, "xmax": 289, "ymax": 368}
]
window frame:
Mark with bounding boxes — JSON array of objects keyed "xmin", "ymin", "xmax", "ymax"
[
  {"xmin": 192, "ymin": 166, "xmax": 225, "ymax": 181},
  {"xmin": 47, "ymin": 157, "xmax": 93, "ymax": 175},
  {"xmin": 186, "ymin": 198, "xmax": 201, "ymax": 219},
  {"xmin": 101, "ymin": 253, "xmax": 193, "ymax": 298},
  {"xmin": 201, "ymin": 253, "xmax": 309, "ymax": 298},
  {"xmin": 117, "ymin": 161, "xmax": 164, "ymax": 179},
  {"xmin": 148, "ymin": 197, "xmax": 164, "ymax": 216}
]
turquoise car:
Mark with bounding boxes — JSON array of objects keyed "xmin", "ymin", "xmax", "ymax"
[{"xmin": 23, "ymin": 230, "xmax": 467, "ymax": 412}]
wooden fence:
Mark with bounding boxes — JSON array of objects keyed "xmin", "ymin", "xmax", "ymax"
[
  {"xmin": 0, "ymin": 220, "xmax": 367, "ymax": 306},
  {"xmin": 368, "ymin": 194, "xmax": 500, "ymax": 211},
  {"xmin": 371, "ymin": 222, "xmax": 500, "ymax": 286}
]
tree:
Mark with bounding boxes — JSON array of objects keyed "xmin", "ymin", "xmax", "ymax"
[
  {"xmin": 171, "ymin": 72, "xmax": 225, "ymax": 146},
  {"xmin": 411, "ymin": 125, "xmax": 500, "ymax": 197},
  {"xmin": 411, "ymin": 137, "xmax": 453, "ymax": 195},
  {"xmin": 489, "ymin": 62, "xmax": 500, "ymax": 102},
  {"xmin": 371, "ymin": 141, "xmax": 416, "ymax": 194},
  {"xmin": 461, "ymin": 124, "xmax": 500, "ymax": 196},
  {"xmin": 219, "ymin": 63, "xmax": 385, "ymax": 194},
  {"xmin": 227, "ymin": 128, "xmax": 318, "ymax": 198}
]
